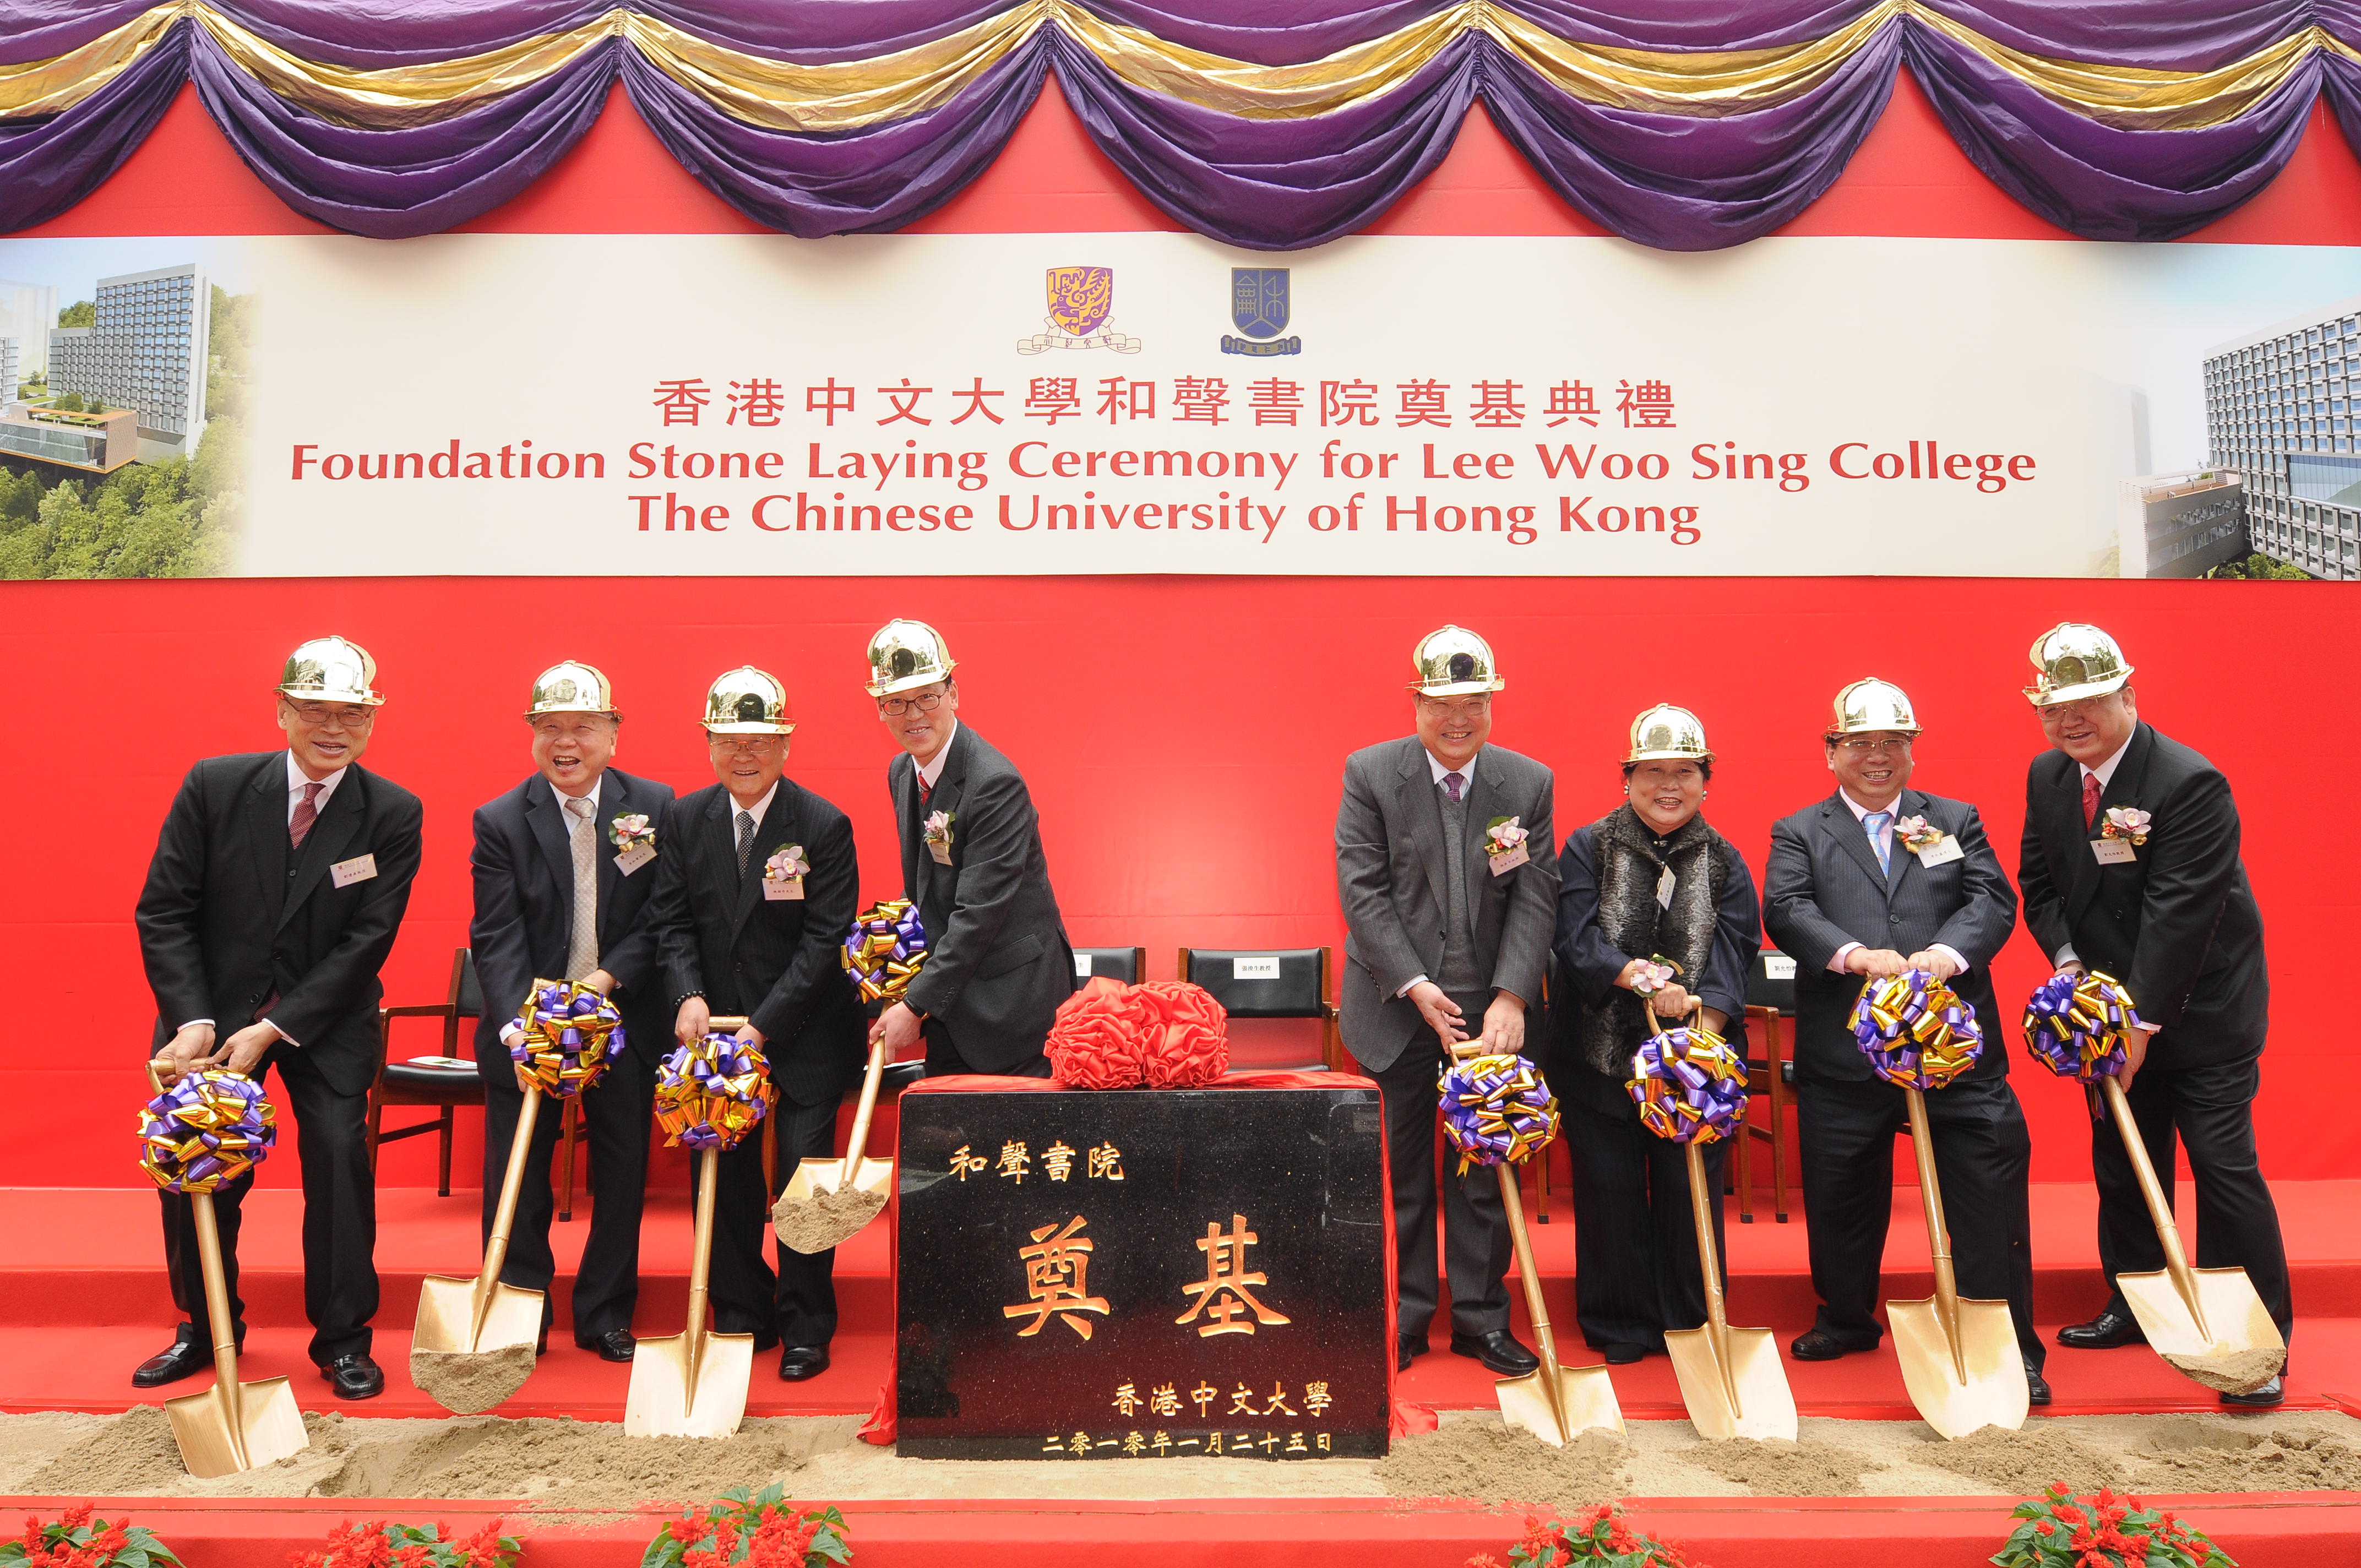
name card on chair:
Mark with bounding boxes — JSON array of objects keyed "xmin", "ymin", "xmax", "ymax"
[
  {"xmin": 1074, "ymin": 954, "xmax": 1094, "ymax": 978},
  {"xmin": 1764, "ymin": 955, "xmax": 1797, "ymax": 981},
  {"xmin": 1232, "ymin": 956, "xmax": 1281, "ymax": 981}
]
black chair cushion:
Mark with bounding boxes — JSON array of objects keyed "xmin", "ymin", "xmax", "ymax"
[
  {"xmin": 381, "ymin": 1061, "xmax": 486, "ymax": 1098},
  {"xmin": 1747, "ymin": 948, "xmax": 1798, "ymax": 1015},
  {"xmin": 1071, "ymin": 947, "xmax": 1143, "ymax": 985},
  {"xmin": 882, "ymin": 1060, "xmax": 927, "ymax": 1094},
  {"xmin": 1184, "ymin": 948, "xmax": 1324, "ymax": 1019}
]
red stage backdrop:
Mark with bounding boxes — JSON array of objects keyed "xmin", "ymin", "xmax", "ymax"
[{"xmin": 4, "ymin": 77, "xmax": 2356, "ymax": 1188}]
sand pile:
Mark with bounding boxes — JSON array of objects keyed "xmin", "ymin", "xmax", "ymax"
[
  {"xmin": 2160, "ymin": 1347, "xmax": 2286, "ymax": 1396},
  {"xmin": 771, "ymin": 1186, "xmax": 888, "ymax": 1255},
  {"xmin": 409, "ymin": 1347, "xmax": 537, "ymax": 1417},
  {"xmin": 1914, "ymin": 1423, "xmax": 2128, "ymax": 1495},
  {"xmin": 1689, "ymin": 1436, "xmax": 1875, "ymax": 1496},
  {"xmin": 1375, "ymin": 1419, "xmax": 1628, "ymax": 1513},
  {"xmin": 2139, "ymin": 1416, "xmax": 2361, "ymax": 1492}
]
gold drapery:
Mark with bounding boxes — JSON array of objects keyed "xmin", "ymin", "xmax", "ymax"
[{"xmin": 5, "ymin": 0, "xmax": 2356, "ymax": 135}]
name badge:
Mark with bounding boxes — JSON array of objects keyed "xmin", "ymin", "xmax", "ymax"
[
  {"xmin": 1487, "ymin": 843, "xmax": 1529, "ymax": 876},
  {"xmin": 2090, "ymin": 837, "xmax": 2137, "ymax": 865},
  {"xmin": 614, "ymin": 845, "xmax": 656, "ymax": 876},
  {"xmin": 330, "ymin": 853, "xmax": 378, "ymax": 889},
  {"xmin": 1232, "ymin": 955, "xmax": 1280, "ymax": 981},
  {"xmin": 929, "ymin": 842, "xmax": 954, "ymax": 865},
  {"xmin": 763, "ymin": 874, "xmax": 806, "ymax": 901},
  {"xmin": 1074, "ymin": 953, "xmax": 1094, "ymax": 978},
  {"xmin": 1914, "ymin": 836, "xmax": 1964, "ymax": 868},
  {"xmin": 1655, "ymin": 866, "xmax": 1675, "ymax": 909},
  {"xmin": 1763, "ymin": 954, "xmax": 1798, "ymax": 981}
]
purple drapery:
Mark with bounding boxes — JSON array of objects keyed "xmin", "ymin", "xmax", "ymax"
[{"xmin": 7, "ymin": 3, "xmax": 2361, "ymax": 249}]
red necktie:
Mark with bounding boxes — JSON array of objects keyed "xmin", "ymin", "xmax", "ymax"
[
  {"xmin": 918, "ymin": 773, "xmax": 932, "ymax": 807},
  {"xmin": 290, "ymin": 781, "xmax": 323, "ymax": 848},
  {"xmin": 2081, "ymin": 771, "xmax": 2101, "ymax": 832}
]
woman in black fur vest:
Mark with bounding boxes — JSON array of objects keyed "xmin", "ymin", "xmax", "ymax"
[{"xmin": 1547, "ymin": 704, "xmax": 1761, "ymax": 1364}]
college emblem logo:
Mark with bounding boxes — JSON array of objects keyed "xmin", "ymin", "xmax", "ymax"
[
  {"xmin": 1019, "ymin": 265, "xmax": 1142, "ymax": 354},
  {"xmin": 1221, "ymin": 268, "xmax": 1301, "ymax": 357}
]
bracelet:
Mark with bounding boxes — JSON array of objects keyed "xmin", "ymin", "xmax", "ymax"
[{"xmin": 672, "ymin": 989, "xmax": 705, "ymax": 1012}]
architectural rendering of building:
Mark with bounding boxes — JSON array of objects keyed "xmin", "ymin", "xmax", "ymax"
[
  {"xmin": 45, "ymin": 264, "xmax": 208, "ymax": 455},
  {"xmin": 2121, "ymin": 468, "xmax": 2248, "ymax": 578},
  {"xmin": 2204, "ymin": 293, "xmax": 2361, "ymax": 580},
  {"xmin": 0, "ymin": 279, "xmax": 57, "ymax": 380},
  {"xmin": 0, "ymin": 405, "xmax": 140, "ymax": 472},
  {"xmin": 1, "ymin": 337, "xmax": 18, "ymax": 404}
]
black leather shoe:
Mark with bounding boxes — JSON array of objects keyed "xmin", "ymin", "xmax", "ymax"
[
  {"xmin": 320, "ymin": 1353, "xmax": 384, "ymax": 1400},
  {"xmin": 1396, "ymin": 1336, "xmax": 1430, "ymax": 1372},
  {"xmin": 2057, "ymin": 1309, "xmax": 2146, "ymax": 1349},
  {"xmin": 578, "ymin": 1329, "xmax": 635, "ymax": 1363},
  {"xmin": 777, "ymin": 1344, "xmax": 829, "ymax": 1381},
  {"xmin": 132, "ymin": 1330, "xmax": 242, "ymax": 1389},
  {"xmin": 1789, "ymin": 1329, "xmax": 1862, "ymax": 1362},
  {"xmin": 2220, "ymin": 1374, "xmax": 2285, "ymax": 1407},
  {"xmin": 2026, "ymin": 1362, "xmax": 2052, "ymax": 1407},
  {"xmin": 1603, "ymin": 1344, "xmax": 1647, "ymax": 1366},
  {"xmin": 750, "ymin": 1326, "xmax": 781, "ymax": 1353},
  {"xmin": 1450, "ymin": 1331, "xmax": 1539, "ymax": 1377}
]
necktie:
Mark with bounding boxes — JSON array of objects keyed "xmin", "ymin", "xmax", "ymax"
[
  {"xmin": 918, "ymin": 772, "xmax": 932, "ymax": 807},
  {"xmin": 2082, "ymin": 771, "xmax": 2102, "ymax": 831},
  {"xmin": 563, "ymin": 796, "xmax": 599, "ymax": 981},
  {"xmin": 1864, "ymin": 810, "xmax": 1892, "ymax": 873},
  {"xmin": 289, "ymin": 781, "xmax": 322, "ymax": 849},
  {"xmin": 736, "ymin": 808, "xmax": 755, "ymax": 875},
  {"xmin": 1443, "ymin": 771, "xmax": 1465, "ymax": 803}
]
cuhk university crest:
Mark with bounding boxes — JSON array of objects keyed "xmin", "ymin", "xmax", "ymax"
[
  {"xmin": 1019, "ymin": 265, "xmax": 1142, "ymax": 354},
  {"xmin": 1221, "ymin": 268, "xmax": 1301, "ymax": 357}
]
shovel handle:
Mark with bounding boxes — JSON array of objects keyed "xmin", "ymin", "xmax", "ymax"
[
  {"xmin": 2101, "ymin": 1077, "xmax": 2210, "ymax": 1335},
  {"xmin": 682, "ymin": 1146, "xmax": 721, "ymax": 1408},
  {"xmin": 189, "ymin": 1193, "xmax": 251, "ymax": 1471},
  {"xmin": 1683, "ymin": 1140, "xmax": 1743, "ymax": 1417},
  {"xmin": 473, "ymin": 1085, "xmax": 542, "ymax": 1340},
  {"xmin": 1493, "ymin": 1162, "xmax": 1571, "ymax": 1442},
  {"xmin": 1902, "ymin": 1087, "xmax": 1968, "ymax": 1380},
  {"xmin": 841, "ymin": 1035, "xmax": 888, "ymax": 1184}
]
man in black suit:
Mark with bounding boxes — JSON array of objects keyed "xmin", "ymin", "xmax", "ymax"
[
  {"xmin": 468, "ymin": 661, "xmax": 674, "ymax": 1363},
  {"xmin": 863, "ymin": 620, "xmax": 1074, "ymax": 1078},
  {"xmin": 1764, "ymin": 678, "xmax": 2046, "ymax": 1401},
  {"xmin": 646, "ymin": 666, "xmax": 864, "ymax": 1381},
  {"xmin": 134, "ymin": 635, "xmax": 423, "ymax": 1400},
  {"xmin": 2016, "ymin": 623, "xmax": 2290, "ymax": 1406},
  {"xmin": 1335, "ymin": 625, "xmax": 1558, "ymax": 1378}
]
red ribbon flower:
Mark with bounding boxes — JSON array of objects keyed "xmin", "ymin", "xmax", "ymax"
[
  {"xmin": 1134, "ymin": 981, "xmax": 1230, "ymax": 1088},
  {"xmin": 1046, "ymin": 978, "xmax": 1152, "ymax": 1089}
]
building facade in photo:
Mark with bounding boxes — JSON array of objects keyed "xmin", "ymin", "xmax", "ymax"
[
  {"xmin": 0, "ymin": 337, "xmax": 18, "ymax": 405},
  {"xmin": 45, "ymin": 264, "xmax": 208, "ymax": 453},
  {"xmin": 0, "ymin": 279, "xmax": 57, "ymax": 380},
  {"xmin": 2204, "ymin": 294, "xmax": 2361, "ymax": 580},
  {"xmin": 2121, "ymin": 469, "xmax": 2248, "ymax": 578}
]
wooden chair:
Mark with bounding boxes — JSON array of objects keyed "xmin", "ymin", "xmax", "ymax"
[
  {"xmin": 1736, "ymin": 947, "xmax": 1797, "ymax": 1223},
  {"xmin": 1177, "ymin": 947, "xmax": 1339, "ymax": 1070},
  {"xmin": 1071, "ymin": 946, "xmax": 1147, "ymax": 987},
  {"xmin": 369, "ymin": 947, "xmax": 487, "ymax": 1197}
]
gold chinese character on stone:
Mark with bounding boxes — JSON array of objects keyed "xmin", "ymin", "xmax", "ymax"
[
  {"xmin": 1149, "ymin": 1382, "xmax": 1182, "ymax": 1417},
  {"xmin": 1206, "ymin": 1431, "xmax": 1223, "ymax": 1456},
  {"xmin": 1069, "ymin": 1430, "xmax": 1090, "ymax": 1456},
  {"xmin": 1285, "ymin": 1432, "xmax": 1308, "ymax": 1453},
  {"xmin": 1176, "ymin": 1213, "xmax": 1292, "ymax": 1336},
  {"xmin": 1190, "ymin": 1381, "xmax": 1217, "ymax": 1417},
  {"xmin": 1089, "ymin": 1141, "xmax": 1124, "ymax": 1180},
  {"xmin": 949, "ymin": 1144, "xmax": 989, "ymax": 1180},
  {"xmin": 997, "ymin": 1140, "xmax": 1032, "ymax": 1183},
  {"xmin": 1043, "ymin": 1140, "xmax": 1076, "ymax": 1181},
  {"xmin": 1003, "ymin": 1216, "xmax": 1112, "ymax": 1339},
  {"xmin": 1151, "ymin": 1431, "xmax": 1173, "ymax": 1455},
  {"xmin": 1256, "ymin": 1433, "xmax": 1279, "ymax": 1455},
  {"xmin": 1227, "ymin": 1384, "xmax": 1258, "ymax": 1416},
  {"xmin": 1263, "ymin": 1382, "xmax": 1296, "ymax": 1417},
  {"xmin": 1318, "ymin": 1433, "xmax": 1332, "ymax": 1452},
  {"xmin": 1113, "ymin": 1381, "xmax": 1143, "ymax": 1417},
  {"xmin": 1304, "ymin": 1381, "xmax": 1332, "ymax": 1417},
  {"xmin": 1122, "ymin": 1430, "xmax": 1145, "ymax": 1456}
]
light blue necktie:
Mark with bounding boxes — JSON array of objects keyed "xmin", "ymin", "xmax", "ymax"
[{"xmin": 1864, "ymin": 810, "xmax": 1892, "ymax": 874}]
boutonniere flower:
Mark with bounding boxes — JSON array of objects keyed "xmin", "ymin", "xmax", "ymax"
[
  {"xmin": 923, "ymin": 810, "xmax": 955, "ymax": 848},
  {"xmin": 2101, "ymin": 807, "xmax": 2151, "ymax": 846},
  {"xmin": 609, "ymin": 813, "xmax": 654, "ymax": 852},
  {"xmin": 764, "ymin": 844, "xmax": 809, "ymax": 882},
  {"xmin": 1630, "ymin": 956, "xmax": 1683, "ymax": 997},
  {"xmin": 1895, "ymin": 815, "xmax": 1944, "ymax": 852},
  {"xmin": 1484, "ymin": 816, "xmax": 1528, "ymax": 856}
]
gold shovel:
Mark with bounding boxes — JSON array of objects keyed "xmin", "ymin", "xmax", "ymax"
[
  {"xmin": 627, "ymin": 1017, "xmax": 755, "ymax": 1438},
  {"xmin": 2099, "ymin": 1076, "xmax": 2284, "ymax": 1395},
  {"xmin": 773, "ymin": 1035, "xmax": 891, "ymax": 1255},
  {"xmin": 1886, "ymin": 1085, "xmax": 2029, "ymax": 1438},
  {"xmin": 409, "ymin": 1082, "xmax": 546, "ymax": 1414},
  {"xmin": 145, "ymin": 1061, "xmax": 308, "ymax": 1479},
  {"xmin": 1665, "ymin": 1139, "xmax": 1797, "ymax": 1441},
  {"xmin": 1492, "ymin": 1157, "xmax": 1624, "ymax": 1442}
]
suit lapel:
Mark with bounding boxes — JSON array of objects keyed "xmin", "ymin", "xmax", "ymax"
[
  {"xmin": 1461, "ymin": 751, "xmax": 1500, "ymax": 912},
  {"xmin": 729, "ymin": 782, "xmax": 803, "ymax": 943},
  {"xmin": 1821, "ymin": 794, "xmax": 1891, "ymax": 896},
  {"xmin": 1395, "ymin": 741, "xmax": 1449, "ymax": 915},
  {"xmin": 592, "ymin": 773, "xmax": 626, "ymax": 919},
  {"xmin": 2065, "ymin": 725, "xmax": 2152, "ymax": 922},
  {"xmin": 525, "ymin": 782, "xmax": 575, "ymax": 917},
  {"xmin": 892, "ymin": 754, "xmax": 922, "ymax": 899},
  {"xmin": 280, "ymin": 768, "xmax": 365, "ymax": 930},
  {"xmin": 244, "ymin": 754, "xmax": 288, "ymax": 917},
  {"xmin": 918, "ymin": 728, "xmax": 970, "ymax": 907},
  {"xmin": 1885, "ymin": 788, "xmax": 1923, "ymax": 901}
]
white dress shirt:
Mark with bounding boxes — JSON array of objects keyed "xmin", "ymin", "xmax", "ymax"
[
  {"xmin": 1825, "ymin": 788, "xmax": 1970, "ymax": 978},
  {"xmin": 916, "ymin": 721, "xmax": 960, "ymax": 794},
  {"xmin": 732, "ymin": 780, "xmax": 781, "ymax": 836},
  {"xmin": 1399, "ymin": 748, "xmax": 1481, "ymax": 997}
]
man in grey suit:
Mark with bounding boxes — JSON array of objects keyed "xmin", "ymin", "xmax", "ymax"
[
  {"xmin": 1336, "ymin": 625, "xmax": 1558, "ymax": 1377},
  {"xmin": 865, "ymin": 619, "xmax": 1074, "ymax": 1077},
  {"xmin": 1763, "ymin": 678, "xmax": 2047, "ymax": 1402}
]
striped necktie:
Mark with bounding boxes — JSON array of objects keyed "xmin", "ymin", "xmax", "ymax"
[
  {"xmin": 1864, "ymin": 810, "xmax": 1892, "ymax": 874},
  {"xmin": 289, "ymin": 781, "xmax": 322, "ymax": 849},
  {"xmin": 563, "ymin": 796, "xmax": 599, "ymax": 980}
]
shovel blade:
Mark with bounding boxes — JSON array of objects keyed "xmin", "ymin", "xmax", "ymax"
[
  {"xmin": 773, "ymin": 1158, "xmax": 893, "ymax": 1256},
  {"xmin": 411, "ymin": 1273, "xmax": 543, "ymax": 1355},
  {"xmin": 165, "ymin": 1375, "xmax": 308, "ymax": 1479},
  {"xmin": 1888, "ymin": 1294, "xmax": 2028, "ymax": 1438},
  {"xmin": 1664, "ymin": 1324, "xmax": 1796, "ymax": 1441},
  {"xmin": 624, "ymin": 1330, "xmax": 753, "ymax": 1438},
  {"xmin": 1495, "ymin": 1364, "xmax": 1624, "ymax": 1444},
  {"xmin": 2120, "ymin": 1267, "xmax": 2286, "ymax": 1395}
]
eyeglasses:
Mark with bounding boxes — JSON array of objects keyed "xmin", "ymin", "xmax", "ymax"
[
  {"xmin": 285, "ymin": 702, "xmax": 373, "ymax": 728},
  {"xmin": 879, "ymin": 692, "xmax": 946, "ymax": 717},
  {"xmin": 708, "ymin": 734, "xmax": 784, "ymax": 752},
  {"xmin": 1416, "ymin": 695, "xmax": 1491, "ymax": 718},
  {"xmin": 1832, "ymin": 736, "xmax": 1908, "ymax": 753}
]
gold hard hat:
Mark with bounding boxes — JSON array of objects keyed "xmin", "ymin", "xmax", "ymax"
[
  {"xmin": 524, "ymin": 659, "xmax": 616, "ymax": 718},
  {"xmin": 1626, "ymin": 703, "xmax": 1713, "ymax": 763},
  {"xmin": 1408, "ymin": 624, "xmax": 1505, "ymax": 696},
  {"xmin": 276, "ymin": 635, "xmax": 383, "ymax": 706},
  {"xmin": 1828, "ymin": 677, "xmax": 1921, "ymax": 738},
  {"xmin": 866, "ymin": 619, "xmax": 957, "ymax": 698},
  {"xmin": 2024, "ymin": 622, "xmax": 2134, "ymax": 706},
  {"xmin": 702, "ymin": 666, "xmax": 796, "ymax": 734}
]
